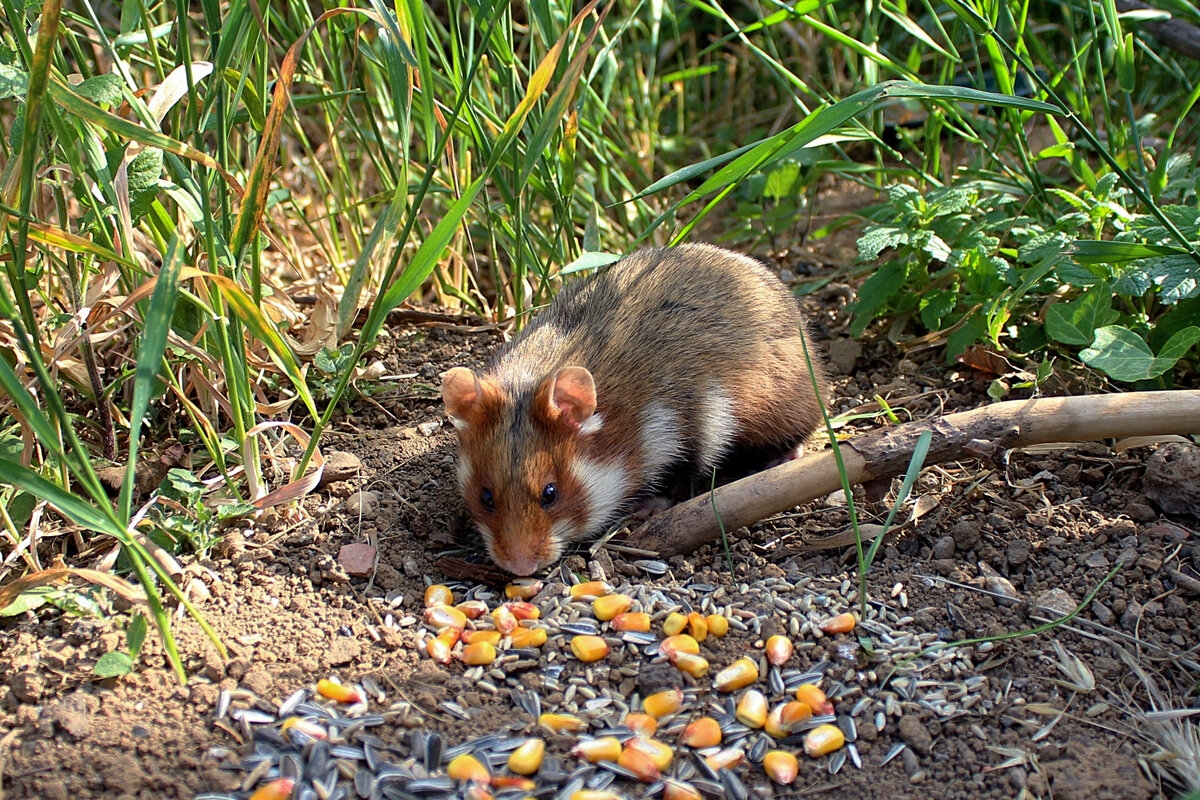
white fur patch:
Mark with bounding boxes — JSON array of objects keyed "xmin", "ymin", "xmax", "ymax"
[
  {"xmin": 570, "ymin": 456, "xmax": 631, "ymax": 535},
  {"xmin": 456, "ymin": 456, "xmax": 473, "ymax": 490},
  {"xmin": 448, "ymin": 415, "xmax": 469, "ymax": 431},
  {"xmin": 579, "ymin": 412, "xmax": 605, "ymax": 436},
  {"xmin": 695, "ymin": 383, "xmax": 739, "ymax": 469},
  {"xmin": 639, "ymin": 401, "xmax": 685, "ymax": 483}
]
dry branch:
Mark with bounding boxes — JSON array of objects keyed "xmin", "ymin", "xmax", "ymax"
[{"xmin": 625, "ymin": 391, "xmax": 1200, "ymax": 559}]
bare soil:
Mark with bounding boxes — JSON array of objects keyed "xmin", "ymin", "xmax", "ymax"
[{"xmin": 2, "ymin": 193, "xmax": 1198, "ymax": 800}]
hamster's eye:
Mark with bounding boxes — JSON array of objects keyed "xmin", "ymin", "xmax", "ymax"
[
  {"xmin": 480, "ymin": 487, "xmax": 495, "ymax": 512},
  {"xmin": 540, "ymin": 483, "xmax": 558, "ymax": 508}
]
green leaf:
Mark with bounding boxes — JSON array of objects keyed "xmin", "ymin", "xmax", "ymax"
[
  {"xmin": 856, "ymin": 226, "xmax": 909, "ymax": 262},
  {"xmin": 919, "ymin": 289, "xmax": 957, "ymax": 330},
  {"xmin": 93, "ymin": 651, "xmax": 135, "ymax": 678},
  {"xmin": 74, "ymin": 73, "xmax": 124, "ymax": 107},
  {"xmin": 1081, "ymin": 325, "xmax": 1200, "ymax": 381},
  {"xmin": 0, "ymin": 588, "xmax": 50, "ymax": 616},
  {"xmin": 127, "ymin": 613, "xmax": 148, "ymax": 657},
  {"xmin": 0, "ymin": 63, "xmax": 28, "ymax": 100},
  {"xmin": 849, "ymin": 261, "xmax": 908, "ymax": 337},
  {"xmin": 1072, "ymin": 240, "xmax": 1191, "ymax": 264},
  {"xmin": 1045, "ymin": 283, "xmax": 1119, "ymax": 346},
  {"xmin": 560, "ymin": 250, "xmax": 622, "ymax": 276}
]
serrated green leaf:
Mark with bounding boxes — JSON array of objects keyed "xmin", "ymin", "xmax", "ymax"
[
  {"xmin": 849, "ymin": 261, "xmax": 908, "ymax": 337},
  {"xmin": 919, "ymin": 289, "xmax": 957, "ymax": 330},
  {"xmin": 93, "ymin": 651, "xmax": 135, "ymax": 678},
  {"xmin": 856, "ymin": 226, "xmax": 910, "ymax": 262},
  {"xmin": 74, "ymin": 73, "xmax": 124, "ymax": 107},
  {"xmin": 126, "ymin": 148, "xmax": 163, "ymax": 194},
  {"xmin": 1045, "ymin": 283, "xmax": 1119, "ymax": 346}
]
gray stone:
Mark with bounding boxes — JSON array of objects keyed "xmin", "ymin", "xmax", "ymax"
[
  {"xmin": 932, "ymin": 536, "xmax": 956, "ymax": 560},
  {"xmin": 1035, "ymin": 588, "xmax": 1077, "ymax": 618}
]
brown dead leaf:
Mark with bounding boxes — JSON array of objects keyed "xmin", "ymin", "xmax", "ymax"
[{"xmin": 0, "ymin": 566, "xmax": 147, "ymax": 611}]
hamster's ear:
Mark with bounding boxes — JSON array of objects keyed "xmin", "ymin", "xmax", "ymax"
[
  {"xmin": 549, "ymin": 366, "xmax": 597, "ymax": 428},
  {"xmin": 442, "ymin": 367, "xmax": 482, "ymax": 427}
]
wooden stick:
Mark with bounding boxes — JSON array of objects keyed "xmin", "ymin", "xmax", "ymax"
[{"xmin": 625, "ymin": 391, "xmax": 1200, "ymax": 558}]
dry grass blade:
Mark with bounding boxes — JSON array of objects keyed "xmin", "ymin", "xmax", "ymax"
[{"xmin": 0, "ymin": 566, "xmax": 148, "ymax": 611}]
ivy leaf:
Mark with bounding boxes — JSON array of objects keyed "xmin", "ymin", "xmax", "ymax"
[
  {"xmin": 848, "ymin": 261, "xmax": 908, "ymax": 337},
  {"xmin": 1081, "ymin": 325, "xmax": 1200, "ymax": 381},
  {"xmin": 1045, "ymin": 283, "xmax": 1119, "ymax": 346}
]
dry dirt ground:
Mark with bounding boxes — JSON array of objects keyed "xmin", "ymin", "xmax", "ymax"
[{"xmin": 2, "ymin": 212, "xmax": 1199, "ymax": 800}]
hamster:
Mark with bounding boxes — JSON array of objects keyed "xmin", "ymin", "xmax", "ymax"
[{"xmin": 441, "ymin": 243, "xmax": 827, "ymax": 576}]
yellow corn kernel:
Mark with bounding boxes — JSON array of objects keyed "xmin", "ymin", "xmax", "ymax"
[
  {"xmin": 492, "ymin": 605, "xmax": 518, "ymax": 635},
  {"xmin": 280, "ymin": 717, "xmax": 327, "ymax": 741},
  {"xmin": 461, "ymin": 640, "xmax": 497, "ymax": 666},
  {"xmin": 316, "ymin": 679, "xmax": 364, "ymax": 704},
  {"xmin": 461, "ymin": 629, "xmax": 502, "ymax": 646},
  {"xmin": 507, "ymin": 738, "xmax": 545, "ymax": 775},
  {"xmin": 643, "ymin": 688, "xmax": 683, "ymax": 718},
  {"xmin": 569, "ymin": 580, "xmax": 612, "ymax": 599},
  {"xmin": 424, "ymin": 584, "xmax": 454, "ymax": 607},
  {"xmin": 622, "ymin": 712, "xmax": 658, "ymax": 737},
  {"xmin": 671, "ymin": 652, "xmax": 710, "ymax": 678},
  {"xmin": 764, "ymin": 704, "xmax": 787, "ymax": 738},
  {"xmin": 686, "ymin": 611, "xmax": 708, "ymax": 643},
  {"xmin": 765, "ymin": 700, "xmax": 812, "ymax": 738},
  {"xmin": 427, "ymin": 636, "xmax": 452, "ymax": 665},
  {"xmin": 803, "ymin": 723, "xmax": 846, "ymax": 757},
  {"xmin": 447, "ymin": 753, "xmax": 490, "ymax": 782},
  {"xmin": 680, "ymin": 716, "xmax": 722, "ymax": 748},
  {"xmin": 704, "ymin": 747, "xmax": 745, "ymax": 771},
  {"xmin": 506, "ymin": 601, "xmax": 541, "ymax": 621},
  {"xmin": 538, "ymin": 712, "xmax": 586, "ymax": 732},
  {"xmin": 570, "ymin": 635, "xmax": 610, "ymax": 662},
  {"xmin": 820, "ymin": 611, "xmax": 856, "ymax": 634},
  {"xmin": 437, "ymin": 627, "xmax": 462, "ymax": 647},
  {"xmin": 662, "ymin": 779, "xmax": 704, "ymax": 800},
  {"xmin": 763, "ymin": 750, "xmax": 799, "ymax": 784},
  {"xmin": 735, "ymin": 689, "xmax": 768, "ymax": 729},
  {"xmin": 509, "ymin": 626, "xmax": 548, "ymax": 648},
  {"xmin": 659, "ymin": 634, "xmax": 700, "ymax": 659},
  {"xmin": 569, "ymin": 792, "xmax": 624, "ymax": 800},
  {"xmin": 593, "ymin": 593, "xmax": 634, "ymax": 621},
  {"xmin": 249, "ymin": 778, "xmax": 295, "ymax": 800},
  {"xmin": 795, "ymin": 683, "xmax": 834, "ymax": 716},
  {"xmin": 662, "ymin": 612, "xmax": 688, "ymax": 636},
  {"xmin": 617, "ymin": 745, "xmax": 661, "ymax": 782},
  {"xmin": 425, "ymin": 604, "xmax": 468, "ymax": 631},
  {"xmin": 704, "ymin": 614, "xmax": 729, "ymax": 638},
  {"xmin": 571, "ymin": 736, "xmax": 622, "ymax": 763},
  {"xmin": 456, "ymin": 600, "xmax": 489, "ymax": 620},
  {"xmin": 625, "ymin": 737, "xmax": 673, "ymax": 771},
  {"xmin": 714, "ymin": 657, "xmax": 759, "ymax": 692},
  {"xmin": 765, "ymin": 634, "xmax": 793, "ymax": 667},
  {"xmin": 505, "ymin": 578, "xmax": 544, "ymax": 600},
  {"xmin": 491, "ymin": 776, "xmax": 536, "ymax": 790},
  {"xmin": 611, "ymin": 611, "xmax": 651, "ymax": 632}
]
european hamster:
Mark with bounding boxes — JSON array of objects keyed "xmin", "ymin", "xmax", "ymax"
[{"xmin": 442, "ymin": 243, "xmax": 827, "ymax": 576}]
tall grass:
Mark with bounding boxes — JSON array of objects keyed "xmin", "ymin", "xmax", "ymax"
[{"xmin": 1, "ymin": 0, "xmax": 1198, "ymax": 670}]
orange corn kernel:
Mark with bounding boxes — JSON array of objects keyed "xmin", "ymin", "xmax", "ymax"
[
  {"xmin": 704, "ymin": 747, "xmax": 746, "ymax": 771},
  {"xmin": 447, "ymin": 753, "xmax": 490, "ymax": 782},
  {"xmin": 505, "ymin": 578, "xmax": 543, "ymax": 599},
  {"xmin": 569, "ymin": 580, "xmax": 612, "ymax": 599},
  {"xmin": 570, "ymin": 635, "xmax": 610, "ymax": 662},
  {"xmin": 803, "ymin": 723, "xmax": 846, "ymax": 757},
  {"xmin": 795, "ymin": 683, "xmax": 834, "ymax": 716},
  {"xmin": 820, "ymin": 612, "xmax": 856, "ymax": 634},
  {"xmin": 593, "ymin": 593, "xmax": 634, "ymax": 621},
  {"xmin": 491, "ymin": 605, "xmax": 518, "ymax": 635},
  {"xmin": 679, "ymin": 716, "xmax": 722, "ymax": 748},
  {"xmin": 704, "ymin": 613, "xmax": 729, "ymax": 637},
  {"xmin": 763, "ymin": 750, "xmax": 799, "ymax": 784},
  {"xmin": 687, "ymin": 611, "xmax": 708, "ymax": 642},
  {"xmin": 456, "ymin": 600, "xmax": 489, "ymax": 620},
  {"xmin": 625, "ymin": 736, "xmax": 673, "ymax": 771},
  {"xmin": 462, "ymin": 629, "xmax": 502, "ymax": 646},
  {"xmin": 765, "ymin": 634, "xmax": 793, "ymax": 667},
  {"xmin": 662, "ymin": 612, "xmax": 688, "ymax": 636},
  {"xmin": 249, "ymin": 778, "xmax": 295, "ymax": 800},
  {"xmin": 424, "ymin": 584, "xmax": 454, "ymax": 607},
  {"xmin": 425, "ymin": 604, "xmax": 468, "ymax": 631},
  {"xmin": 538, "ymin": 712, "xmax": 586, "ymax": 732},
  {"xmin": 509, "ymin": 626, "xmax": 548, "ymax": 648},
  {"xmin": 662, "ymin": 779, "xmax": 704, "ymax": 800},
  {"xmin": 461, "ymin": 640, "xmax": 497, "ymax": 665},
  {"xmin": 507, "ymin": 737, "xmax": 546, "ymax": 775},
  {"xmin": 643, "ymin": 688, "xmax": 683, "ymax": 718},
  {"xmin": 622, "ymin": 712, "xmax": 658, "ymax": 737},
  {"xmin": 612, "ymin": 611, "xmax": 652, "ymax": 632},
  {"xmin": 571, "ymin": 736, "xmax": 622, "ymax": 763},
  {"xmin": 735, "ymin": 689, "xmax": 768, "ymax": 729},
  {"xmin": 316, "ymin": 679, "xmax": 364, "ymax": 704},
  {"xmin": 506, "ymin": 601, "xmax": 540, "ymax": 621},
  {"xmin": 671, "ymin": 652, "xmax": 710, "ymax": 678},
  {"xmin": 427, "ymin": 636, "xmax": 453, "ymax": 664},
  {"xmin": 659, "ymin": 634, "xmax": 700, "ymax": 660},
  {"xmin": 617, "ymin": 745, "xmax": 661, "ymax": 782},
  {"xmin": 713, "ymin": 657, "xmax": 759, "ymax": 692}
]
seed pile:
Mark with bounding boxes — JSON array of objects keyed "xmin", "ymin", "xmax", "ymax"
[{"xmin": 203, "ymin": 565, "xmax": 995, "ymax": 798}]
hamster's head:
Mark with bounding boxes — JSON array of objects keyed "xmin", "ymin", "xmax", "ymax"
[{"xmin": 441, "ymin": 365, "xmax": 600, "ymax": 576}]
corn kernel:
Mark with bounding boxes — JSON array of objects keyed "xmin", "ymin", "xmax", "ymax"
[
  {"xmin": 571, "ymin": 736, "xmax": 622, "ymax": 762},
  {"xmin": 456, "ymin": 600, "xmax": 489, "ymax": 619},
  {"xmin": 424, "ymin": 584, "xmax": 454, "ymax": 607},
  {"xmin": 714, "ymin": 657, "xmax": 759, "ymax": 692},
  {"xmin": 680, "ymin": 716, "xmax": 722, "ymax": 748},
  {"xmin": 625, "ymin": 736, "xmax": 673, "ymax": 770},
  {"xmin": 687, "ymin": 611, "xmax": 708, "ymax": 642},
  {"xmin": 662, "ymin": 612, "xmax": 688, "ymax": 636},
  {"xmin": 763, "ymin": 750, "xmax": 799, "ymax": 784},
  {"xmin": 611, "ymin": 611, "xmax": 651, "ymax": 632},
  {"xmin": 437, "ymin": 627, "xmax": 461, "ymax": 648},
  {"xmin": 249, "ymin": 778, "xmax": 295, "ymax": 800},
  {"xmin": 569, "ymin": 580, "xmax": 612, "ymax": 599},
  {"xmin": 506, "ymin": 601, "xmax": 541, "ymax": 621},
  {"xmin": 659, "ymin": 634, "xmax": 700, "ymax": 660},
  {"xmin": 735, "ymin": 689, "xmax": 767, "ymax": 729},
  {"xmin": 505, "ymin": 578, "xmax": 543, "ymax": 599},
  {"xmin": 820, "ymin": 612, "xmax": 857, "ymax": 634},
  {"xmin": 280, "ymin": 717, "xmax": 327, "ymax": 741},
  {"xmin": 765, "ymin": 700, "xmax": 812, "ymax": 738},
  {"xmin": 509, "ymin": 626, "xmax": 548, "ymax": 648},
  {"xmin": 662, "ymin": 779, "xmax": 704, "ymax": 800},
  {"xmin": 461, "ymin": 640, "xmax": 496, "ymax": 665},
  {"xmin": 593, "ymin": 593, "xmax": 633, "ymax": 621},
  {"xmin": 427, "ymin": 636, "xmax": 452, "ymax": 664},
  {"xmin": 538, "ymin": 712, "xmax": 586, "ymax": 732},
  {"xmin": 617, "ymin": 745, "xmax": 661, "ymax": 782},
  {"xmin": 803, "ymin": 723, "xmax": 845, "ymax": 757},
  {"xmin": 462, "ymin": 629, "xmax": 502, "ymax": 646},
  {"xmin": 569, "ymin": 792, "xmax": 624, "ymax": 800},
  {"xmin": 463, "ymin": 783, "xmax": 492, "ymax": 800},
  {"xmin": 704, "ymin": 613, "xmax": 729, "ymax": 637},
  {"xmin": 765, "ymin": 634, "xmax": 793, "ymax": 667},
  {"xmin": 492, "ymin": 605, "xmax": 518, "ymax": 635},
  {"xmin": 622, "ymin": 712, "xmax": 657, "ymax": 737},
  {"xmin": 704, "ymin": 747, "xmax": 745, "ymax": 771},
  {"xmin": 425, "ymin": 604, "xmax": 468, "ymax": 631},
  {"xmin": 447, "ymin": 753, "xmax": 490, "ymax": 782},
  {"xmin": 491, "ymin": 776, "xmax": 536, "ymax": 790},
  {"xmin": 643, "ymin": 688, "xmax": 683, "ymax": 718},
  {"xmin": 507, "ymin": 737, "xmax": 545, "ymax": 775},
  {"xmin": 316, "ymin": 679, "xmax": 364, "ymax": 704},
  {"xmin": 795, "ymin": 683, "xmax": 834, "ymax": 716},
  {"xmin": 671, "ymin": 652, "xmax": 710, "ymax": 678},
  {"xmin": 570, "ymin": 635, "xmax": 610, "ymax": 662}
]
